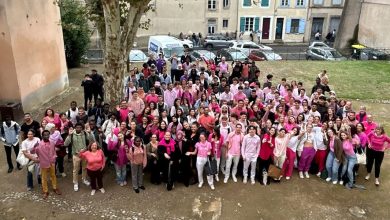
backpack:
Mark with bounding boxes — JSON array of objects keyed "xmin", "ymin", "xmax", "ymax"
[{"xmin": 70, "ymin": 131, "xmax": 89, "ymax": 147}]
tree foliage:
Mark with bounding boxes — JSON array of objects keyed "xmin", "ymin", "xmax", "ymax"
[{"xmin": 59, "ymin": 0, "xmax": 91, "ymax": 68}]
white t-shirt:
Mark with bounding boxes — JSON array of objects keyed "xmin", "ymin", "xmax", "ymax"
[{"xmin": 21, "ymin": 137, "xmax": 40, "ymax": 158}]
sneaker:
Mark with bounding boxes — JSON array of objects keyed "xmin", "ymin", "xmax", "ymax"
[
  {"xmin": 251, "ymin": 179, "xmax": 255, "ymax": 185},
  {"xmin": 316, "ymin": 172, "xmax": 321, "ymax": 177},
  {"xmin": 365, "ymin": 174, "xmax": 370, "ymax": 180},
  {"xmin": 120, "ymin": 182, "xmax": 124, "ymax": 187},
  {"xmin": 215, "ymin": 175, "xmax": 219, "ymax": 182},
  {"xmin": 61, "ymin": 173, "xmax": 67, "ymax": 178},
  {"xmin": 53, "ymin": 189, "xmax": 62, "ymax": 195},
  {"xmin": 43, "ymin": 192, "xmax": 49, "ymax": 200},
  {"xmin": 326, "ymin": 177, "xmax": 332, "ymax": 182},
  {"xmin": 82, "ymin": 179, "xmax": 90, "ymax": 186},
  {"xmin": 223, "ymin": 177, "xmax": 228, "ymax": 184},
  {"xmin": 7, "ymin": 168, "xmax": 13, "ymax": 173},
  {"xmin": 210, "ymin": 185, "xmax": 215, "ymax": 190},
  {"xmin": 133, "ymin": 188, "xmax": 140, "ymax": 193},
  {"xmin": 304, "ymin": 172, "xmax": 310, "ymax": 179},
  {"xmin": 198, "ymin": 182, "xmax": 203, "ymax": 188},
  {"xmin": 345, "ymin": 184, "xmax": 352, "ymax": 190},
  {"xmin": 243, "ymin": 177, "xmax": 247, "ymax": 184},
  {"xmin": 232, "ymin": 176, "xmax": 237, "ymax": 183},
  {"xmin": 299, "ymin": 171, "xmax": 304, "ymax": 179},
  {"xmin": 91, "ymin": 190, "xmax": 96, "ymax": 196},
  {"xmin": 339, "ymin": 180, "xmax": 344, "ymax": 185},
  {"xmin": 123, "ymin": 181, "xmax": 127, "ymax": 186},
  {"xmin": 262, "ymin": 172, "xmax": 268, "ymax": 185},
  {"xmin": 332, "ymin": 181, "xmax": 338, "ymax": 185},
  {"xmin": 286, "ymin": 176, "xmax": 290, "ymax": 180},
  {"xmin": 139, "ymin": 186, "xmax": 145, "ymax": 190},
  {"xmin": 99, "ymin": 188, "xmax": 105, "ymax": 193},
  {"xmin": 27, "ymin": 187, "xmax": 32, "ymax": 191},
  {"xmin": 375, "ymin": 178, "xmax": 380, "ymax": 186},
  {"xmin": 73, "ymin": 184, "xmax": 79, "ymax": 192}
]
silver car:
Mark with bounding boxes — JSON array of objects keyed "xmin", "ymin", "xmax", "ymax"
[
  {"xmin": 203, "ymin": 35, "xmax": 233, "ymax": 49},
  {"xmin": 306, "ymin": 47, "xmax": 346, "ymax": 61}
]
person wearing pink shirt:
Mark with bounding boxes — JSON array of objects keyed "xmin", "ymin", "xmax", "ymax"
[
  {"xmin": 108, "ymin": 131, "xmax": 129, "ymax": 186},
  {"xmin": 126, "ymin": 137, "xmax": 147, "ymax": 193},
  {"xmin": 233, "ymin": 86, "xmax": 247, "ymax": 104},
  {"xmin": 231, "ymin": 100, "xmax": 248, "ymax": 117},
  {"xmin": 128, "ymin": 91, "xmax": 145, "ymax": 117},
  {"xmin": 224, "ymin": 124, "xmax": 244, "ymax": 183},
  {"xmin": 241, "ymin": 126, "xmax": 261, "ymax": 184},
  {"xmin": 164, "ymin": 83, "xmax": 178, "ymax": 109},
  {"xmin": 145, "ymin": 87, "xmax": 159, "ymax": 105},
  {"xmin": 187, "ymin": 133, "xmax": 214, "ymax": 190},
  {"xmin": 291, "ymin": 100, "xmax": 303, "ymax": 117},
  {"xmin": 116, "ymin": 100, "xmax": 130, "ymax": 123},
  {"xmin": 258, "ymin": 127, "xmax": 276, "ymax": 185},
  {"xmin": 32, "ymin": 130, "xmax": 61, "ymax": 199},
  {"xmin": 365, "ymin": 126, "xmax": 390, "ymax": 186},
  {"xmin": 79, "ymin": 141, "xmax": 105, "ymax": 195},
  {"xmin": 273, "ymin": 128, "xmax": 289, "ymax": 172},
  {"xmin": 339, "ymin": 131, "xmax": 357, "ymax": 189}
]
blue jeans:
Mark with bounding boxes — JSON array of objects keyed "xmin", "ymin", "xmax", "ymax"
[
  {"xmin": 341, "ymin": 154, "xmax": 357, "ymax": 187},
  {"xmin": 325, "ymin": 151, "xmax": 341, "ymax": 181},
  {"xmin": 114, "ymin": 164, "xmax": 127, "ymax": 183}
]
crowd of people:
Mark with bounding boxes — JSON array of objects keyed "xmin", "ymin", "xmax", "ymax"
[{"xmin": 1, "ymin": 53, "xmax": 390, "ymax": 200}]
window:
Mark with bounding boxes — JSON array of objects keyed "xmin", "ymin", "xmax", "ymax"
[
  {"xmin": 223, "ymin": 0, "xmax": 230, "ymax": 8},
  {"xmin": 223, "ymin": 19, "xmax": 229, "ymax": 28},
  {"xmin": 245, "ymin": 17, "xmax": 254, "ymax": 31},
  {"xmin": 313, "ymin": 0, "xmax": 324, "ymax": 5},
  {"xmin": 280, "ymin": 0, "xmax": 289, "ymax": 6},
  {"xmin": 290, "ymin": 19, "xmax": 300, "ymax": 33},
  {"xmin": 332, "ymin": 0, "xmax": 342, "ymax": 5},
  {"xmin": 261, "ymin": 0, "xmax": 270, "ymax": 7},
  {"xmin": 243, "ymin": 0, "xmax": 252, "ymax": 7},
  {"xmin": 296, "ymin": 0, "xmax": 304, "ymax": 6},
  {"xmin": 208, "ymin": 19, "xmax": 217, "ymax": 34},
  {"xmin": 208, "ymin": 0, "xmax": 216, "ymax": 10}
]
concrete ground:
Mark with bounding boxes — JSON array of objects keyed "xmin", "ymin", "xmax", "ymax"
[{"xmin": 0, "ymin": 65, "xmax": 389, "ymax": 220}]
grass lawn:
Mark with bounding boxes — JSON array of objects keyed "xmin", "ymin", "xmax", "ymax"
[{"xmin": 258, "ymin": 60, "xmax": 390, "ymax": 130}]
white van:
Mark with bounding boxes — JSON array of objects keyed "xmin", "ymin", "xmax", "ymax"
[{"xmin": 148, "ymin": 35, "xmax": 185, "ymax": 60}]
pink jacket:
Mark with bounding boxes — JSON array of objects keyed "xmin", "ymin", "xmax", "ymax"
[
  {"xmin": 107, "ymin": 139, "xmax": 129, "ymax": 166},
  {"xmin": 158, "ymin": 139, "xmax": 176, "ymax": 155},
  {"xmin": 208, "ymin": 134, "xmax": 224, "ymax": 158}
]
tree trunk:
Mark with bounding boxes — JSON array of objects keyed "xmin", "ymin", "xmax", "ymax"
[{"xmin": 101, "ymin": 0, "xmax": 151, "ymax": 106}]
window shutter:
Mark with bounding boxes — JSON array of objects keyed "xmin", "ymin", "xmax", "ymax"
[
  {"xmin": 261, "ymin": 0, "xmax": 269, "ymax": 7},
  {"xmin": 298, "ymin": 19, "xmax": 306, "ymax": 34},
  {"xmin": 243, "ymin": 0, "xmax": 251, "ymax": 7},
  {"xmin": 254, "ymin": 17, "xmax": 260, "ymax": 32},
  {"xmin": 240, "ymin": 17, "xmax": 246, "ymax": 32},
  {"xmin": 303, "ymin": 0, "xmax": 307, "ymax": 7},
  {"xmin": 286, "ymin": 18, "xmax": 291, "ymax": 33}
]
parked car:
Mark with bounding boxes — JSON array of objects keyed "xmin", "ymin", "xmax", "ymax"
[
  {"xmin": 230, "ymin": 40, "xmax": 273, "ymax": 56},
  {"xmin": 309, "ymin": 41, "xmax": 332, "ymax": 48},
  {"xmin": 216, "ymin": 48, "xmax": 247, "ymax": 62},
  {"xmin": 173, "ymin": 37, "xmax": 193, "ymax": 49},
  {"xmin": 190, "ymin": 50, "xmax": 216, "ymax": 62},
  {"xmin": 350, "ymin": 45, "xmax": 389, "ymax": 60},
  {"xmin": 248, "ymin": 50, "xmax": 282, "ymax": 61},
  {"xmin": 306, "ymin": 47, "xmax": 346, "ymax": 61},
  {"xmin": 203, "ymin": 35, "xmax": 234, "ymax": 49},
  {"xmin": 129, "ymin": 49, "xmax": 148, "ymax": 62}
]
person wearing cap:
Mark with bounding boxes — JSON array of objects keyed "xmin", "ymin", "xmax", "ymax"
[
  {"xmin": 243, "ymin": 81, "xmax": 251, "ymax": 97},
  {"xmin": 147, "ymin": 67, "xmax": 160, "ymax": 90}
]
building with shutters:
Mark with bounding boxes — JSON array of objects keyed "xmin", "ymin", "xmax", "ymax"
[
  {"xmin": 304, "ymin": 0, "xmax": 344, "ymax": 42},
  {"xmin": 237, "ymin": 0, "xmax": 308, "ymax": 43}
]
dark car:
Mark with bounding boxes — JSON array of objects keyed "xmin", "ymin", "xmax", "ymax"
[
  {"xmin": 203, "ymin": 35, "xmax": 234, "ymax": 49},
  {"xmin": 216, "ymin": 48, "xmax": 247, "ymax": 62},
  {"xmin": 360, "ymin": 48, "xmax": 388, "ymax": 60}
]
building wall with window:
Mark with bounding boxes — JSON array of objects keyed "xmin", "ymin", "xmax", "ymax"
[
  {"xmin": 137, "ymin": 0, "xmax": 206, "ymax": 37},
  {"xmin": 304, "ymin": 0, "xmax": 344, "ymax": 42},
  {"xmin": 237, "ymin": 0, "xmax": 308, "ymax": 43},
  {"xmin": 205, "ymin": 0, "xmax": 238, "ymax": 35}
]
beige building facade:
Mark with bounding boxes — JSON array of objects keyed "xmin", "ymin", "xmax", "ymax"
[
  {"xmin": 304, "ymin": 0, "xmax": 344, "ymax": 42},
  {"xmin": 0, "ymin": 0, "xmax": 68, "ymax": 112}
]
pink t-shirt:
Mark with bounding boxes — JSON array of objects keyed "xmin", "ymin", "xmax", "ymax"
[
  {"xmin": 227, "ymin": 132, "xmax": 243, "ymax": 156},
  {"xmin": 80, "ymin": 149, "xmax": 105, "ymax": 171},
  {"xmin": 367, "ymin": 132, "xmax": 390, "ymax": 152},
  {"xmin": 342, "ymin": 140, "xmax": 355, "ymax": 157},
  {"xmin": 196, "ymin": 141, "xmax": 212, "ymax": 158}
]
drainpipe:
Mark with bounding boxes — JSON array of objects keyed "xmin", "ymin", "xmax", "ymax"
[
  {"xmin": 305, "ymin": 0, "xmax": 311, "ymax": 43},
  {"xmin": 236, "ymin": 0, "xmax": 240, "ymax": 40}
]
